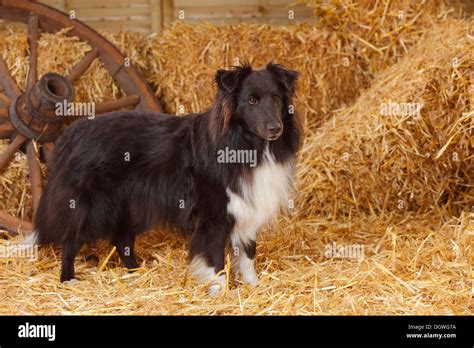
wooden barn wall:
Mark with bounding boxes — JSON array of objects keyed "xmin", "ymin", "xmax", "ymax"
[
  {"xmin": 0, "ymin": 0, "xmax": 315, "ymax": 33},
  {"xmin": 40, "ymin": 0, "xmax": 157, "ymax": 33},
  {"xmin": 172, "ymin": 0, "xmax": 314, "ymax": 25},
  {"xmin": 2, "ymin": 1, "xmax": 471, "ymax": 33}
]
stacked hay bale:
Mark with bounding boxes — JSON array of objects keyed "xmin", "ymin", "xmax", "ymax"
[
  {"xmin": 297, "ymin": 19, "xmax": 473, "ymax": 220},
  {"xmin": 146, "ymin": 0, "xmax": 455, "ymax": 128}
]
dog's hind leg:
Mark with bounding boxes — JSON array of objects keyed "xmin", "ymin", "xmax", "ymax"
[
  {"xmin": 60, "ymin": 240, "xmax": 83, "ymax": 282},
  {"xmin": 113, "ymin": 233, "xmax": 139, "ymax": 270}
]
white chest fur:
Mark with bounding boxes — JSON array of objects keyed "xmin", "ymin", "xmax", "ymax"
[{"xmin": 226, "ymin": 147, "xmax": 294, "ymax": 246}]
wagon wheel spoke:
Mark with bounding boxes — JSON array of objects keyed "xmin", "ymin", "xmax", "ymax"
[
  {"xmin": 96, "ymin": 95, "xmax": 140, "ymax": 115},
  {"xmin": 0, "ymin": 57, "xmax": 21, "ymax": 99},
  {"xmin": 0, "ymin": 211, "xmax": 33, "ymax": 235},
  {"xmin": 26, "ymin": 140, "xmax": 42, "ymax": 213},
  {"xmin": 0, "ymin": 107, "xmax": 9, "ymax": 118},
  {"xmin": 0, "ymin": 123, "xmax": 14, "ymax": 139},
  {"xmin": 67, "ymin": 48, "xmax": 100, "ymax": 84},
  {"xmin": 0, "ymin": 93, "xmax": 12, "ymax": 137},
  {"xmin": 25, "ymin": 15, "xmax": 42, "ymax": 214},
  {"xmin": 0, "ymin": 107, "xmax": 13, "ymax": 138},
  {"xmin": 26, "ymin": 13, "xmax": 39, "ymax": 90},
  {"xmin": 42, "ymin": 142, "xmax": 54, "ymax": 165},
  {"xmin": 0, "ymin": 133, "xmax": 27, "ymax": 172},
  {"xmin": 0, "ymin": 93, "xmax": 12, "ymax": 107}
]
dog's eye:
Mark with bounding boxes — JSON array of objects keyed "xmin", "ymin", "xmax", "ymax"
[{"xmin": 248, "ymin": 97, "xmax": 258, "ymax": 105}]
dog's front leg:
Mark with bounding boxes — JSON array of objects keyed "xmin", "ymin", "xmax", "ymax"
[
  {"xmin": 189, "ymin": 222, "xmax": 231, "ymax": 296},
  {"xmin": 231, "ymin": 237, "xmax": 258, "ymax": 285}
]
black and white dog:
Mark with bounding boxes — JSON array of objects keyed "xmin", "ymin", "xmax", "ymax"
[{"xmin": 27, "ymin": 62, "xmax": 302, "ymax": 294}]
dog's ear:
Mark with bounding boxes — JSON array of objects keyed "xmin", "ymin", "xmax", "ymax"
[
  {"xmin": 212, "ymin": 64, "xmax": 252, "ymax": 138},
  {"xmin": 215, "ymin": 69, "xmax": 239, "ymax": 94},
  {"xmin": 215, "ymin": 64, "xmax": 252, "ymax": 94},
  {"xmin": 266, "ymin": 62, "xmax": 299, "ymax": 95}
]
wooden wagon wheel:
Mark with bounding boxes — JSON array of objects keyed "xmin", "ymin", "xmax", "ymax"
[{"xmin": 0, "ymin": 0, "xmax": 162, "ymax": 235}]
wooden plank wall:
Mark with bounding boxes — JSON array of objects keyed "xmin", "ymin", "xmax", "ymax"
[
  {"xmin": 173, "ymin": 0, "xmax": 315, "ymax": 25},
  {"xmin": 41, "ymin": 0, "xmax": 155, "ymax": 33},
  {"xmin": 1, "ymin": 0, "xmax": 315, "ymax": 33},
  {"xmin": 1, "ymin": 1, "xmax": 473, "ymax": 33}
]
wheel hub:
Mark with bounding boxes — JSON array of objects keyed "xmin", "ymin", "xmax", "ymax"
[{"xmin": 9, "ymin": 73, "xmax": 74, "ymax": 143}]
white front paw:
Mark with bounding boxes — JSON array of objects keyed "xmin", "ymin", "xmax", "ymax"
[
  {"xmin": 238, "ymin": 253, "xmax": 258, "ymax": 285},
  {"xmin": 209, "ymin": 274, "xmax": 226, "ymax": 296},
  {"xmin": 240, "ymin": 262, "xmax": 258, "ymax": 285},
  {"xmin": 242, "ymin": 269, "xmax": 258, "ymax": 285}
]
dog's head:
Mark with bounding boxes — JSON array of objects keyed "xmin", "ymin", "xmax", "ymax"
[{"xmin": 213, "ymin": 62, "xmax": 298, "ymax": 141}]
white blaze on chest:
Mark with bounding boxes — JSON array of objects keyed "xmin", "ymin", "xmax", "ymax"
[{"xmin": 226, "ymin": 148, "xmax": 294, "ymax": 246}]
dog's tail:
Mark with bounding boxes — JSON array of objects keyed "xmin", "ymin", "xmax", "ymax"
[
  {"xmin": 21, "ymin": 231, "xmax": 38, "ymax": 246},
  {"xmin": 33, "ymin": 170, "xmax": 90, "ymax": 246}
]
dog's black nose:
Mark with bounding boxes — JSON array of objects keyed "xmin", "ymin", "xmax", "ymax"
[{"xmin": 268, "ymin": 123, "xmax": 282, "ymax": 134}]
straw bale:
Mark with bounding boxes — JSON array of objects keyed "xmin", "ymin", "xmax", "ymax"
[
  {"xmin": 0, "ymin": 146, "xmax": 34, "ymax": 221},
  {"xmin": 146, "ymin": 0, "xmax": 455, "ymax": 127},
  {"xmin": 297, "ymin": 18, "xmax": 474, "ymax": 220}
]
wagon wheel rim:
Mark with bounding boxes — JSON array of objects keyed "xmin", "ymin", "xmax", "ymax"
[{"xmin": 0, "ymin": 0, "xmax": 162, "ymax": 235}]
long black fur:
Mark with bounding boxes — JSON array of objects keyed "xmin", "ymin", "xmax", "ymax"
[{"xmin": 34, "ymin": 62, "xmax": 302, "ymax": 282}]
